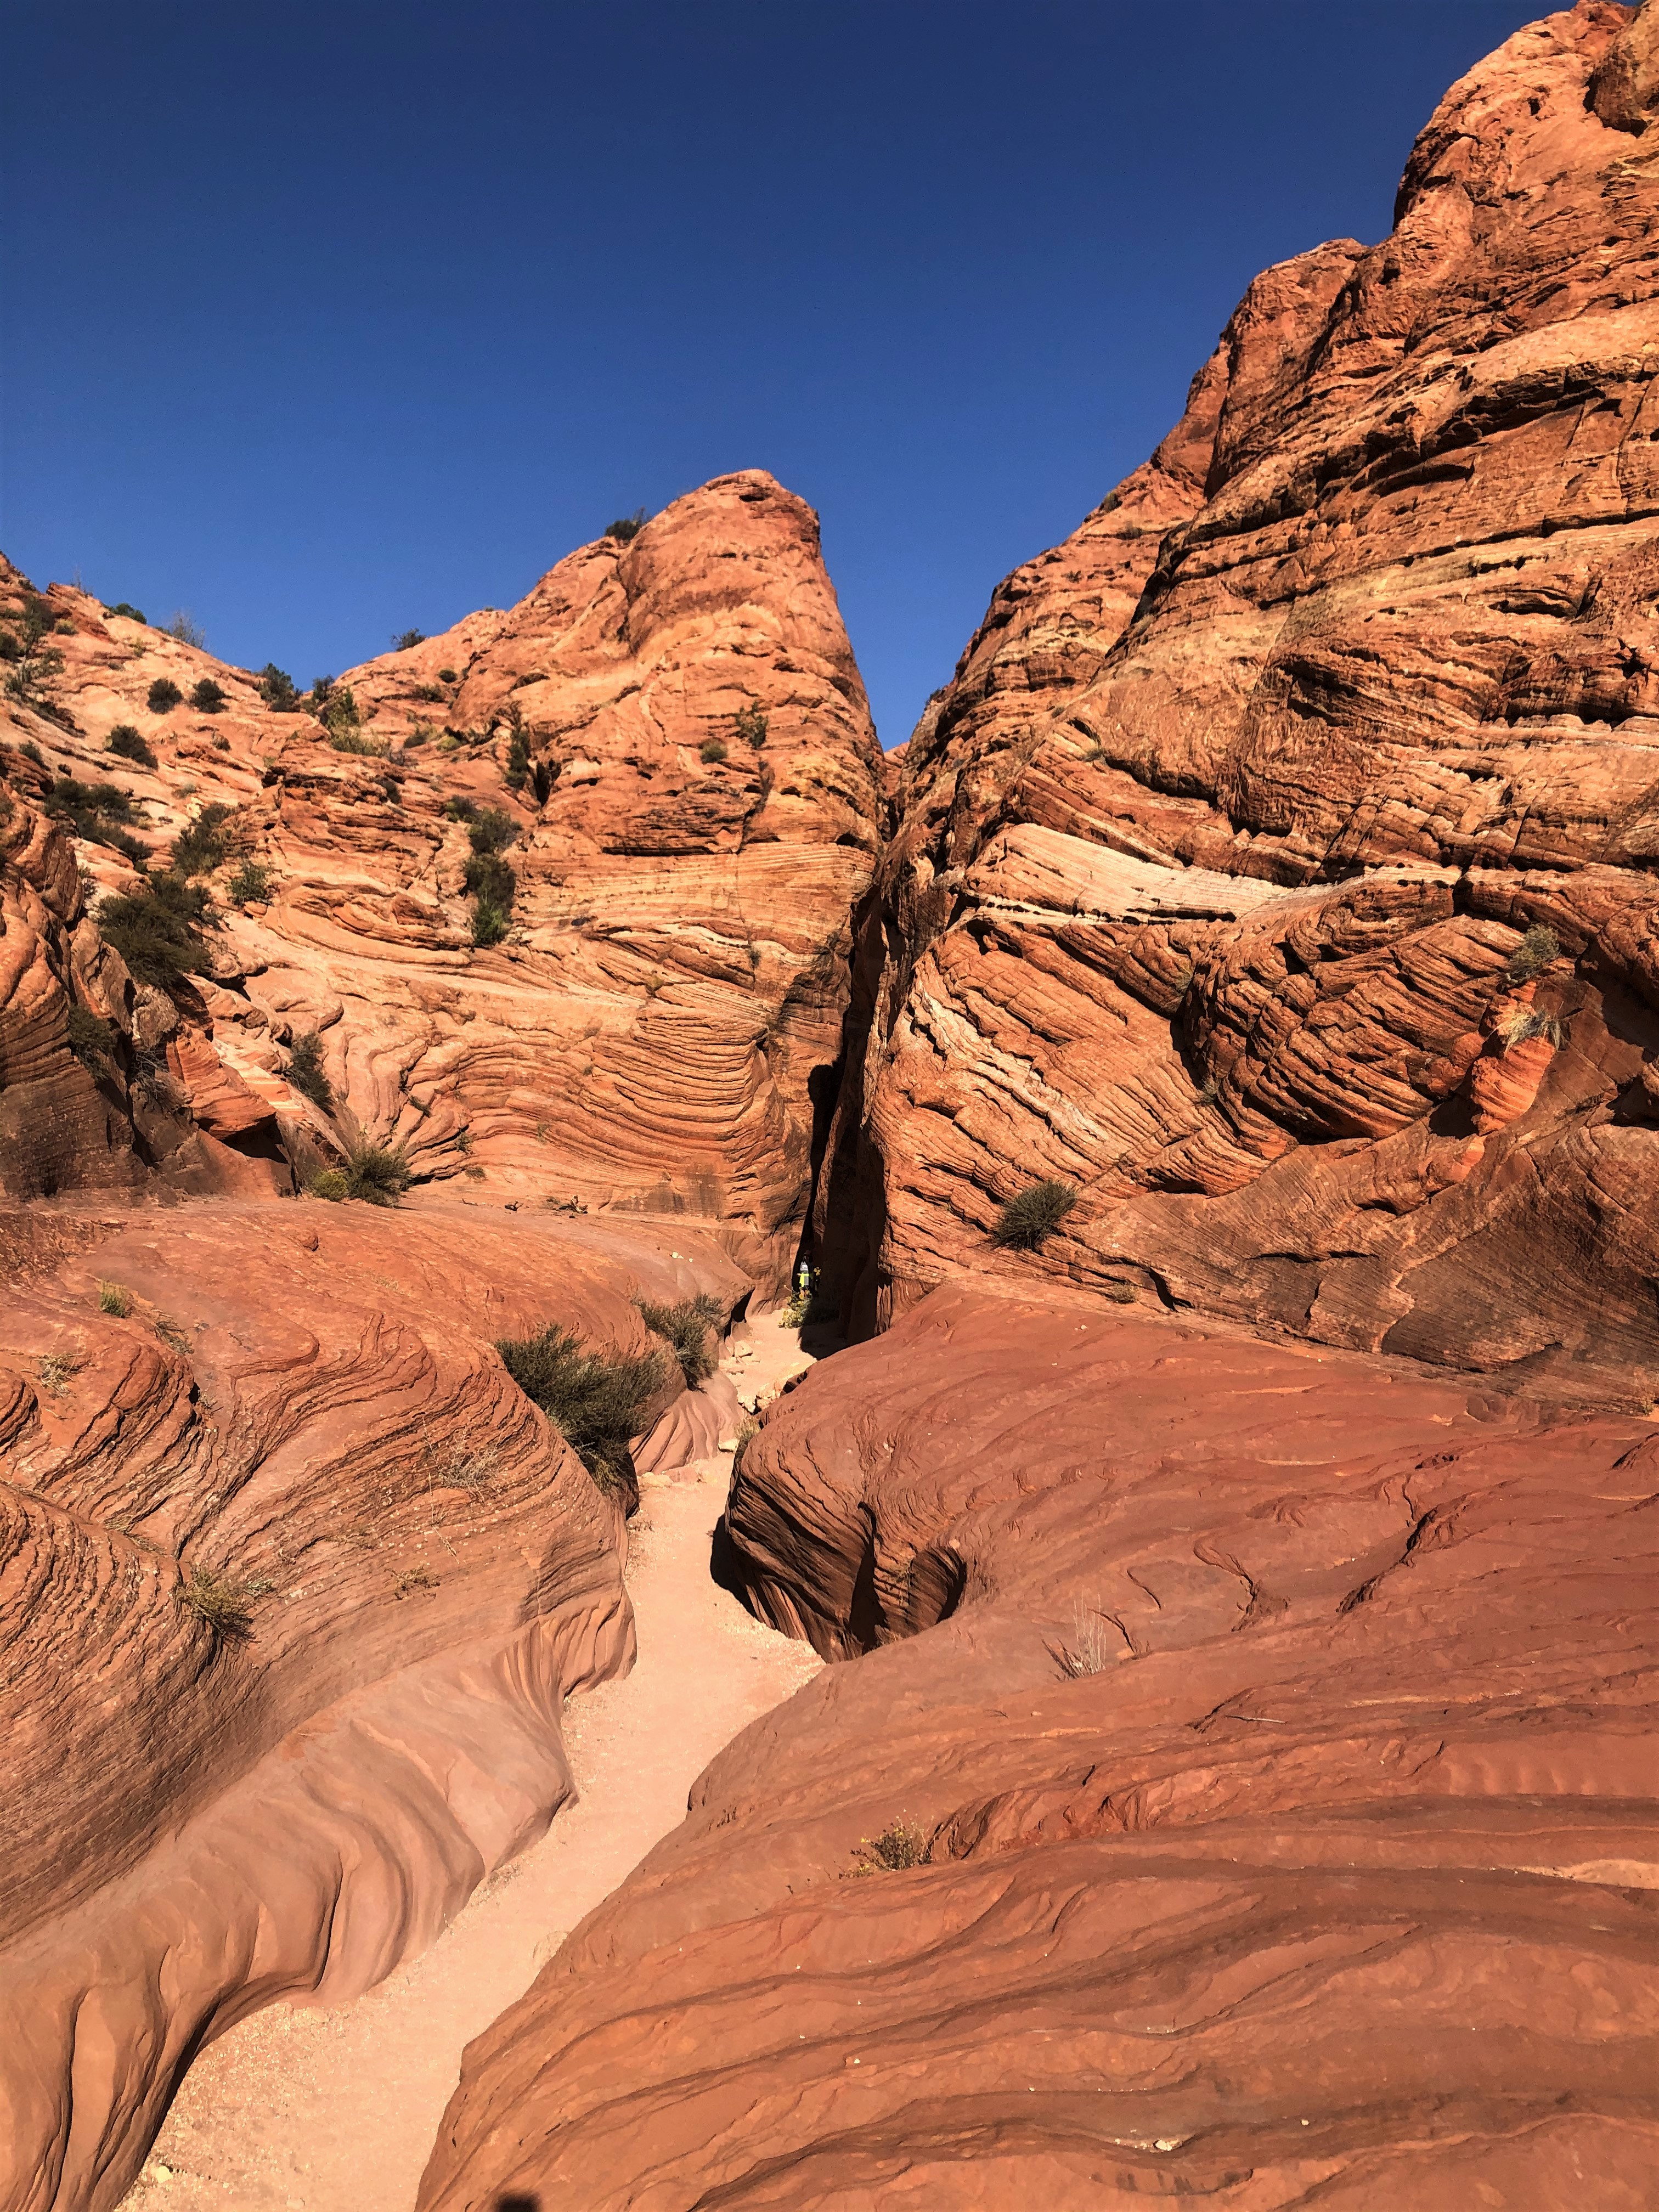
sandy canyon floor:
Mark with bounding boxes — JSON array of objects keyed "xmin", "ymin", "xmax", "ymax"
[{"xmin": 122, "ymin": 1317, "xmax": 823, "ymax": 2212}]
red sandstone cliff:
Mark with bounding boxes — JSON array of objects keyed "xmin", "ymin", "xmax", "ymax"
[
  {"xmin": 1, "ymin": 473, "xmax": 883, "ymax": 1285},
  {"xmin": 817, "ymin": 0, "xmax": 1659, "ymax": 1403}
]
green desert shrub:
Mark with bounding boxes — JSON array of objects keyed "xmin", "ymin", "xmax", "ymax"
[
  {"xmin": 495, "ymin": 1324, "xmax": 669, "ymax": 1501},
  {"xmin": 146, "ymin": 676, "xmax": 183, "ymax": 713},
  {"xmin": 437, "ymin": 667, "xmax": 459, "ymax": 684},
  {"xmin": 188, "ymin": 677, "xmax": 226, "ymax": 714},
  {"xmin": 286, "ymin": 1030, "xmax": 334, "ymax": 1110},
  {"xmin": 105, "ymin": 602, "xmax": 146, "ymax": 623},
  {"xmin": 413, "ymin": 683, "xmax": 447, "ymax": 704},
  {"xmin": 391, "ymin": 628, "xmax": 427, "ymax": 651},
  {"xmin": 97, "ymin": 874, "xmax": 212, "ymax": 988},
  {"xmin": 307, "ymin": 1167, "xmax": 349, "ymax": 1201},
  {"xmin": 699, "ymin": 736, "xmax": 728, "ymax": 764},
  {"xmin": 171, "ymin": 802, "xmax": 236, "ymax": 877},
  {"xmin": 846, "ymin": 1819, "xmax": 929, "ymax": 1877},
  {"xmin": 343, "ymin": 1140, "xmax": 411, "ymax": 1205},
  {"xmin": 636, "ymin": 1293, "xmax": 723, "ymax": 1387},
  {"xmin": 605, "ymin": 509, "xmax": 646, "ymax": 543},
  {"xmin": 1507, "ymin": 923, "xmax": 1561, "ymax": 983},
  {"xmin": 97, "ymin": 1279, "xmax": 132, "ymax": 1316},
  {"xmin": 733, "ymin": 701, "xmax": 769, "ymax": 748},
  {"xmin": 330, "ymin": 727, "xmax": 390, "ymax": 757},
  {"xmin": 465, "ymin": 808, "xmax": 517, "ymax": 943},
  {"xmin": 258, "ymin": 663, "xmax": 298, "ymax": 711},
  {"xmin": 505, "ymin": 721, "xmax": 532, "ymax": 790},
  {"xmin": 106, "ymin": 723, "xmax": 157, "ymax": 768},
  {"xmin": 227, "ymin": 858, "xmax": 273, "ymax": 906},
  {"xmin": 47, "ymin": 776, "xmax": 150, "ymax": 866},
  {"xmin": 990, "ymin": 1178, "xmax": 1078, "ymax": 1250},
  {"xmin": 66, "ymin": 1005, "xmax": 118, "ymax": 1065}
]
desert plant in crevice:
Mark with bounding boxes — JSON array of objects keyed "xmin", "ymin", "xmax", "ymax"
[
  {"xmin": 990, "ymin": 1178, "xmax": 1078, "ymax": 1250},
  {"xmin": 106, "ymin": 723, "xmax": 157, "ymax": 769},
  {"xmin": 495, "ymin": 1325, "xmax": 669, "ymax": 1503},
  {"xmin": 464, "ymin": 805, "xmax": 518, "ymax": 946},
  {"xmin": 286, "ymin": 1030, "xmax": 334, "ymax": 1110},
  {"xmin": 171, "ymin": 802, "xmax": 236, "ymax": 878},
  {"xmin": 637, "ymin": 1293, "xmax": 723, "ymax": 1387},
  {"xmin": 1506, "ymin": 923, "xmax": 1562, "ymax": 984}
]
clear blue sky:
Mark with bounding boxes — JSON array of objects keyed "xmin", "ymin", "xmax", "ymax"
[{"xmin": 3, "ymin": 1, "xmax": 1542, "ymax": 746}]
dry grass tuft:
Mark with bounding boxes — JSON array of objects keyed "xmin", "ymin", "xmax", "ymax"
[
  {"xmin": 990, "ymin": 1179, "xmax": 1077, "ymax": 1250},
  {"xmin": 1052, "ymin": 1598, "xmax": 1118, "ymax": 1677},
  {"xmin": 36, "ymin": 1352, "xmax": 81, "ymax": 1396},
  {"xmin": 178, "ymin": 1565, "xmax": 255, "ymax": 1641},
  {"xmin": 394, "ymin": 1564, "xmax": 439, "ymax": 1599},
  {"xmin": 97, "ymin": 1280, "xmax": 132, "ymax": 1317}
]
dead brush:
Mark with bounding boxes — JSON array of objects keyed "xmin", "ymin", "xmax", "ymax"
[
  {"xmin": 36, "ymin": 1351, "xmax": 82, "ymax": 1396},
  {"xmin": 845, "ymin": 1818, "xmax": 930, "ymax": 1878},
  {"xmin": 1498, "ymin": 1005, "xmax": 1565, "ymax": 1052},
  {"xmin": 1051, "ymin": 1598, "xmax": 1119, "ymax": 1678},
  {"xmin": 177, "ymin": 1564, "xmax": 255, "ymax": 1641},
  {"xmin": 394, "ymin": 1564, "xmax": 439, "ymax": 1599},
  {"xmin": 424, "ymin": 1436, "xmax": 501, "ymax": 1493}
]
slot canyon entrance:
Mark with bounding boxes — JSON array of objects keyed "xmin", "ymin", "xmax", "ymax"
[{"xmin": 121, "ymin": 1313, "xmax": 826, "ymax": 2212}]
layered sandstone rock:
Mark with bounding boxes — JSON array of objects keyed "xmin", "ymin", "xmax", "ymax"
[
  {"xmin": 418, "ymin": 1282, "xmax": 1659, "ymax": 2210},
  {"xmin": 1, "ymin": 473, "xmax": 883, "ymax": 1286},
  {"xmin": 0, "ymin": 1203, "xmax": 747, "ymax": 2212},
  {"xmin": 818, "ymin": 0, "xmax": 1659, "ymax": 1401}
]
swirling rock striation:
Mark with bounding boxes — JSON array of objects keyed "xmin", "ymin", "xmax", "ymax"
[
  {"xmin": 0, "ymin": 1204, "xmax": 745, "ymax": 2212},
  {"xmin": 817, "ymin": 0, "xmax": 1659, "ymax": 1400},
  {"xmin": 418, "ymin": 1281, "xmax": 1659, "ymax": 2209}
]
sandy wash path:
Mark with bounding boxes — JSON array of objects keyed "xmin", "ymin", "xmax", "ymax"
[{"xmin": 123, "ymin": 1315, "xmax": 821, "ymax": 2211}]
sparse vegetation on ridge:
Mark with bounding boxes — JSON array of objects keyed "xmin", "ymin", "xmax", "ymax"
[
  {"xmin": 147, "ymin": 677, "xmax": 183, "ymax": 714},
  {"xmin": 178, "ymin": 1564, "xmax": 254, "ymax": 1640},
  {"xmin": 189, "ymin": 678, "xmax": 226, "ymax": 714},
  {"xmin": 97, "ymin": 873, "xmax": 212, "ymax": 989},
  {"xmin": 258, "ymin": 663, "xmax": 298, "ymax": 711},
  {"xmin": 172, "ymin": 802, "xmax": 236, "ymax": 878},
  {"xmin": 286, "ymin": 1030, "xmax": 333, "ymax": 1109},
  {"xmin": 605, "ymin": 509, "xmax": 647, "ymax": 543}
]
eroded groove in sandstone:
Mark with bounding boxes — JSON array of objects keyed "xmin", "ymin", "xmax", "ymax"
[
  {"xmin": 0, "ymin": 1205, "xmax": 747, "ymax": 2212},
  {"xmin": 417, "ymin": 1283, "xmax": 1659, "ymax": 2209}
]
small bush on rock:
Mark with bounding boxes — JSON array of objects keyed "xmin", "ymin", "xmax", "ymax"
[
  {"xmin": 97, "ymin": 874, "xmax": 211, "ymax": 988},
  {"xmin": 97, "ymin": 1280, "xmax": 132, "ymax": 1317},
  {"xmin": 391, "ymin": 628, "xmax": 426, "ymax": 651},
  {"xmin": 178, "ymin": 1564, "xmax": 253, "ymax": 1640},
  {"xmin": 637, "ymin": 1293, "xmax": 723, "ymax": 1387},
  {"xmin": 733, "ymin": 701, "xmax": 769, "ymax": 748},
  {"xmin": 107, "ymin": 723, "xmax": 157, "ymax": 768},
  {"xmin": 495, "ymin": 1325, "xmax": 669, "ymax": 1501},
  {"xmin": 171, "ymin": 802, "xmax": 235, "ymax": 878},
  {"xmin": 846, "ymin": 1819, "xmax": 928, "ymax": 1877},
  {"xmin": 699, "ymin": 736, "xmax": 727, "ymax": 764},
  {"xmin": 227, "ymin": 858, "xmax": 273, "ymax": 906},
  {"xmin": 605, "ymin": 509, "xmax": 646, "ymax": 543},
  {"xmin": 105, "ymin": 602, "xmax": 146, "ymax": 623},
  {"xmin": 307, "ymin": 1167, "xmax": 349, "ymax": 1201},
  {"xmin": 342, "ymin": 1141, "xmax": 411, "ymax": 1206},
  {"xmin": 990, "ymin": 1178, "xmax": 1077, "ymax": 1250},
  {"xmin": 66, "ymin": 1005, "xmax": 118, "ymax": 1065},
  {"xmin": 146, "ymin": 677, "xmax": 183, "ymax": 713},
  {"xmin": 1507, "ymin": 924, "xmax": 1561, "ymax": 983},
  {"xmin": 286, "ymin": 1029, "xmax": 334, "ymax": 1109},
  {"xmin": 258, "ymin": 663, "xmax": 298, "ymax": 711},
  {"xmin": 189, "ymin": 678, "xmax": 226, "ymax": 714}
]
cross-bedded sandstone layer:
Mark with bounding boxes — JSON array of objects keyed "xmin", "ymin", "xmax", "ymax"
[
  {"xmin": 417, "ymin": 1281, "xmax": 1659, "ymax": 2210},
  {"xmin": 0, "ymin": 1204, "xmax": 746, "ymax": 2212},
  {"xmin": 1, "ymin": 470, "xmax": 883, "ymax": 1287},
  {"xmin": 817, "ymin": 0, "xmax": 1659, "ymax": 1401}
]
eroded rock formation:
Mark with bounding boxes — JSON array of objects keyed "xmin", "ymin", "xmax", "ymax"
[
  {"xmin": 0, "ymin": 1203, "xmax": 746, "ymax": 2212},
  {"xmin": 419, "ymin": 1280, "xmax": 1659, "ymax": 2208},
  {"xmin": 817, "ymin": 0, "xmax": 1659, "ymax": 1403},
  {"xmin": 1, "ymin": 472, "xmax": 883, "ymax": 1284}
]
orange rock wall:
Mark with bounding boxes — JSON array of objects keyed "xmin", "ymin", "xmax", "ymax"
[{"xmin": 818, "ymin": 1, "xmax": 1659, "ymax": 1400}]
